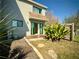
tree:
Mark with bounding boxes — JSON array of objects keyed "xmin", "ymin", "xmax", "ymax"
[
  {"xmin": 46, "ymin": 11, "xmax": 59, "ymax": 25},
  {"xmin": 64, "ymin": 10, "xmax": 79, "ymax": 33}
]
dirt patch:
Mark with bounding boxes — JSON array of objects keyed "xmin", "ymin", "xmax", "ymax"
[
  {"xmin": 48, "ymin": 50, "xmax": 57, "ymax": 59},
  {"xmin": 37, "ymin": 44, "xmax": 45, "ymax": 48}
]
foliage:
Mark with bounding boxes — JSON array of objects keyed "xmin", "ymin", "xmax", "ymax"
[
  {"xmin": 44, "ymin": 23, "xmax": 69, "ymax": 41},
  {"xmin": 74, "ymin": 35, "xmax": 79, "ymax": 43},
  {"xmin": 64, "ymin": 10, "xmax": 79, "ymax": 32},
  {"xmin": 0, "ymin": 3, "xmax": 16, "ymax": 59},
  {"xmin": 46, "ymin": 11, "xmax": 59, "ymax": 24}
]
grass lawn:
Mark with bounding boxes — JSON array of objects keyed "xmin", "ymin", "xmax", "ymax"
[
  {"xmin": 31, "ymin": 39, "xmax": 79, "ymax": 59},
  {"xmin": 74, "ymin": 35, "xmax": 79, "ymax": 42}
]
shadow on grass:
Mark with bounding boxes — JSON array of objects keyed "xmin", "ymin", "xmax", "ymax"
[{"xmin": 73, "ymin": 40, "xmax": 79, "ymax": 43}]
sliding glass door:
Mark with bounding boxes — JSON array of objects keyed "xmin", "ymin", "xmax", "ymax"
[
  {"xmin": 39, "ymin": 23, "xmax": 43, "ymax": 34},
  {"xmin": 31, "ymin": 22, "xmax": 38, "ymax": 35},
  {"xmin": 31, "ymin": 21, "xmax": 43, "ymax": 35}
]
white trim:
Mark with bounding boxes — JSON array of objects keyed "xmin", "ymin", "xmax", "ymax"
[{"xmin": 27, "ymin": 0, "xmax": 48, "ymax": 9}]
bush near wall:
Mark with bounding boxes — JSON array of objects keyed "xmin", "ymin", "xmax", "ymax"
[{"xmin": 44, "ymin": 23, "xmax": 69, "ymax": 41}]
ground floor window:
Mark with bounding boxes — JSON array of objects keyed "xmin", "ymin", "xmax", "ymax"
[
  {"xmin": 31, "ymin": 21, "xmax": 43, "ymax": 35},
  {"xmin": 12, "ymin": 20, "xmax": 23, "ymax": 27}
]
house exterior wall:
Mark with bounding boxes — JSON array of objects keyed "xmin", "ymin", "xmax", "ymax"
[
  {"xmin": 5, "ymin": 0, "xmax": 30, "ymax": 39},
  {"xmin": 0, "ymin": 0, "xmax": 1, "ymax": 19},
  {"xmin": 3, "ymin": 0, "xmax": 47, "ymax": 39},
  {"xmin": 0, "ymin": 0, "xmax": 2, "ymax": 19},
  {"xmin": 41, "ymin": 9, "xmax": 46, "ymax": 16},
  {"xmin": 0, "ymin": 0, "xmax": 1, "ymax": 10},
  {"xmin": 16, "ymin": 0, "xmax": 32, "ymax": 36}
]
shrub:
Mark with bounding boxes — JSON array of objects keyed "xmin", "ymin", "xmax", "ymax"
[
  {"xmin": 44, "ymin": 23, "xmax": 69, "ymax": 41},
  {"xmin": 0, "ymin": 4, "xmax": 15, "ymax": 59}
]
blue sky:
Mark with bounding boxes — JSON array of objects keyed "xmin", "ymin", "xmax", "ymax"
[{"xmin": 35, "ymin": 0, "xmax": 79, "ymax": 23}]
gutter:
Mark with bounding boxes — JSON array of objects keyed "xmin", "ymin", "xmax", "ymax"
[{"xmin": 27, "ymin": 0, "xmax": 48, "ymax": 10}]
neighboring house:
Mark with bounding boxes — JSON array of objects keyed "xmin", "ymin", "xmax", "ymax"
[{"xmin": 1, "ymin": 0, "xmax": 48, "ymax": 39}]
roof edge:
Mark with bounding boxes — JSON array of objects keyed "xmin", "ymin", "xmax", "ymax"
[{"xmin": 27, "ymin": 0, "xmax": 48, "ymax": 9}]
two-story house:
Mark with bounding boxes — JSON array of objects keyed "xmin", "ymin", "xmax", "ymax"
[{"xmin": 1, "ymin": 0, "xmax": 48, "ymax": 39}]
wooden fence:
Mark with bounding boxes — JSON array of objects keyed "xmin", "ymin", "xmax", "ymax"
[{"xmin": 65, "ymin": 23, "xmax": 74, "ymax": 41}]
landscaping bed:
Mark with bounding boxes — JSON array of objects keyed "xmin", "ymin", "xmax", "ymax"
[{"xmin": 31, "ymin": 39, "xmax": 79, "ymax": 59}]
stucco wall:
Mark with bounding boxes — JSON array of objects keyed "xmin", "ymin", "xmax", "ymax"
[{"xmin": 41, "ymin": 9, "xmax": 47, "ymax": 16}]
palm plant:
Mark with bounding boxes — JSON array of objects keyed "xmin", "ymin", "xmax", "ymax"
[
  {"xmin": 0, "ymin": 4, "xmax": 16, "ymax": 59},
  {"xmin": 44, "ymin": 23, "xmax": 69, "ymax": 41}
]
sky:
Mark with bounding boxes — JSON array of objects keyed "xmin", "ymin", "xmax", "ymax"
[{"xmin": 35, "ymin": 0, "xmax": 79, "ymax": 23}]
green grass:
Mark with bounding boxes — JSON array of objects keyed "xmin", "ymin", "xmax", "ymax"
[
  {"xmin": 74, "ymin": 35, "xmax": 79, "ymax": 42},
  {"xmin": 31, "ymin": 40, "xmax": 79, "ymax": 59}
]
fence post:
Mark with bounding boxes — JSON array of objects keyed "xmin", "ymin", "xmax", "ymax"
[{"xmin": 71, "ymin": 23, "xmax": 74, "ymax": 41}]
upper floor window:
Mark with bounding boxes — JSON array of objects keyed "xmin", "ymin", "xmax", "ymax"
[
  {"xmin": 33, "ymin": 6, "xmax": 42, "ymax": 14},
  {"xmin": 12, "ymin": 20, "xmax": 23, "ymax": 27}
]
